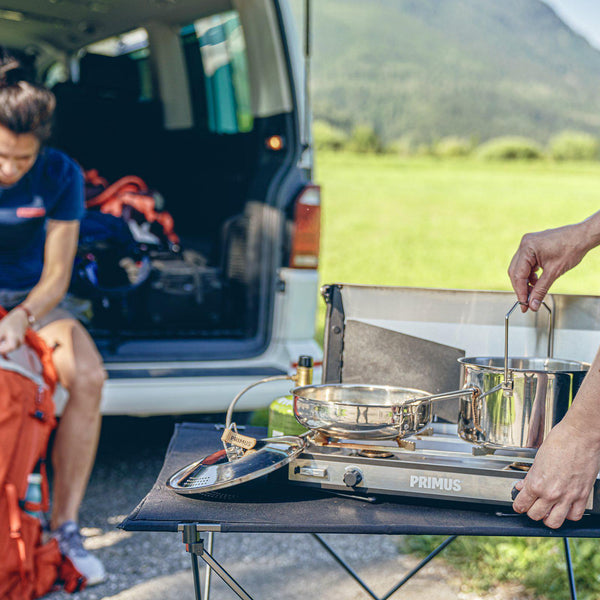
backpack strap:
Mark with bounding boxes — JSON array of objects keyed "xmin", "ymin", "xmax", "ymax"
[
  {"xmin": 5, "ymin": 483, "xmax": 28, "ymax": 584},
  {"xmin": 0, "ymin": 305, "xmax": 58, "ymax": 394},
  {"xmin": 85, "ymin": 175, "xmax": 147, "ymax": 209}
]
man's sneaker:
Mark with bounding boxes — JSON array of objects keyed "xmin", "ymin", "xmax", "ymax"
[{"xmin": 51, "ymin": 521, "xmax": 107, "ymax": 586}]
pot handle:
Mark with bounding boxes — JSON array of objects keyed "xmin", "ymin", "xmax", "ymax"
[
  {"xmin": 504, "ymin": 300, "xmax": 553, "ymax": 393},
  {"xmin": 403, "ymin": 386, "xmax": 481, "ymax": 406}
]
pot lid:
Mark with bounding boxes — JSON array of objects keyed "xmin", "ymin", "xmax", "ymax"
[{"xmin": 167, "ymin": 435, "xmax": 305, "ymax": 495}]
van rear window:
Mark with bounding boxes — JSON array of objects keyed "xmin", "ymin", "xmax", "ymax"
[
  {"xmin": 82, "ymin": 28, "xmax": 153, "ymax": 102},
  {"xmin": 181, "ymin": 11, "xmax": 253, "ymax": 134}
]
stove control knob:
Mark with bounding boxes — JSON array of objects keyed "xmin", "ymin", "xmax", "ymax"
[{"xmin": 343, "ymin": 467, "xmax": 363, "ymax": 488}]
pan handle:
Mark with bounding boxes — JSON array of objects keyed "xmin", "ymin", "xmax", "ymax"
[
  {"xmin": 403, "ymin": 382, "xmax": 504, "ymax": 408},
  {"xmin": 504, "ymin": 300, "xmax": 553, "ymax": 393},
  {"xmin": 403, "ymin": 386, "xmax": 480, "ymax": 406}
]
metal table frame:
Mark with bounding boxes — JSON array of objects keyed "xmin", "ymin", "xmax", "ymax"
[{"xmin": 178, "ymin": 524, "xmax": 579, "ymax": 600}]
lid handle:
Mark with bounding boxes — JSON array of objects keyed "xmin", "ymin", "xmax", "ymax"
[{"xmin": 221, "ymin": 427, "xmax": 257, "ymax": 451}]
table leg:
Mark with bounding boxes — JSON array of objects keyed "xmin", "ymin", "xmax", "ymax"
[
  {"xmin": 190, "ymin": 551, "xmax": 203, "ymax": 600},
  {"xmin": 381, "ymin": 535, "xmax": 458, "ymax": 600},
  {"xmin": 312, "ymin": 533, "xmax": 457, "ymax": 600},
  {"xmin": 204, "ymin": 531, "xmax": 214, "ymax": 600},
  {"xmin": 181, "ymin": 524, "xmax": 254, "ymax": 600},
  {"xmin": 312, "ymin": 533, "xmax": 380, "ymax": 599},
  {"xmin": 563, "ymin": 538, "xmax": 577, "ymax": 600}
]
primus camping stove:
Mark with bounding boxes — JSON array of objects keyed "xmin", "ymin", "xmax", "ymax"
[
  {"xmin": 167, "ymin": 354, "xmax": 600, "ymax": 514},
  {"xmin": 288, "ymin": 422, "xmax": 543, "ymax": 510}
]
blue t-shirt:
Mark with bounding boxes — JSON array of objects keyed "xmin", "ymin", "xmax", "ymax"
[{"xmin": 0, "ymin": 147, "xmax": 84, "ymax": 290}]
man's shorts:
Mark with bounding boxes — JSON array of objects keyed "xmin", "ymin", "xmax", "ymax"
[{"xmin": 0, "ymin": 289, "xmax": 75, "ymax": 330}]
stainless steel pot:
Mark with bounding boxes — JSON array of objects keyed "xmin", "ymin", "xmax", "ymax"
[
  {"xmin": 458, "ymin": 302, "xmax": 590, "ymax": 451},
  {"xmin": 293, "ymin": 383, "xmax": 475, "ymax": 440}
]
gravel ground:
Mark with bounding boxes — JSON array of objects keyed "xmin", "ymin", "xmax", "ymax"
[{"xmin": 42, "ymin": 417, "xmax": 527, "ymax": 600}]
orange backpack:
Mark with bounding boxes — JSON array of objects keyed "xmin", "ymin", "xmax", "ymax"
[
  {"xmin": 84, "ymin": 169, "xmax": 180, "ymax": 245},
  {"xmin": 0, "ymin": 307, "xmax": 85, "ymax": 599}
]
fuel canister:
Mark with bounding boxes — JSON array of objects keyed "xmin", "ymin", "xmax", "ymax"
[{"xmin": 268, "ymin": 395, "xmax": 307, "ymax": 437}]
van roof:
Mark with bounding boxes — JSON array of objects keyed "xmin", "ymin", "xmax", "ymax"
[{"xmin": 0, "ymin": 0, "xmax": 233, "ymax": 53}]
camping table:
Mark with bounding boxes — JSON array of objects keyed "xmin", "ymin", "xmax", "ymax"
[{"xmin": 120, "ymin": 423, "xmax": 600, "ymax": 600}]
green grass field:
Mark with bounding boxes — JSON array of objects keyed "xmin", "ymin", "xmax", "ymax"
[
  {"xmin": 315, "ymin": 152, "xmax": 600, "ymax": 599},
  {"xmin": 317, "ymin": 152, "xmax": 600, "ymax": 335}
]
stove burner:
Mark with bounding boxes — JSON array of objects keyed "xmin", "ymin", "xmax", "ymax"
[
  {"xmin": 507, "ymin": 462, "xmax": 530, "ymax": 472},
  {"xmin": 396, "ymin": 439, "xmax": 416, "ymax": 451},
  {"xmin": 472, "ymin": 446, "xmax": 496, "ymax": 456},
  {"xmin": 310, "ymin": 436, "xmax": 417, "ymax": 454},
  {"xmin": 358, "ymin": 449, "xmax": 394, "ymax": 459}
]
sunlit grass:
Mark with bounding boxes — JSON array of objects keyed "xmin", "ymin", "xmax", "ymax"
[{"xmin": 316, "ymin": 152, "xmax": 600, "ymax": 340}]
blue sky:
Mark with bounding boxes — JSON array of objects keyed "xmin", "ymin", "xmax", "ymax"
[{"xmin": 543, "ymin": 0, "xmax": 600, "ymax": 49}]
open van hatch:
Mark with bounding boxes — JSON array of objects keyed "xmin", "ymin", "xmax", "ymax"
[
  {"xmin": 0, "ymin": 0, "xmax": 319, "ymax": 365},
  {"xmin": 0, "ymin": 0, "xmax": 323, "ymax": 415}
]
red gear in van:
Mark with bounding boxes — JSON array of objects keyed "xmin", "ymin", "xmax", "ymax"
[
  {"xmin": 0, "ymin": 306, "xmax": 85, "ymax": 598},
  {"xmin": 84, "ymin": 170, "xmax": 180, "ymax": 245}
]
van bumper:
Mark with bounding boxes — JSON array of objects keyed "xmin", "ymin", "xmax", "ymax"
[{"xmin": 54, "ymin": 338, "xmax": 322, "ymax": 416}]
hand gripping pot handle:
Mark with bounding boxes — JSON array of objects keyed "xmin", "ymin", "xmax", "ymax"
[{"xmin": 503, "ymin": 300, "xmax": 553, "ymax": 394}]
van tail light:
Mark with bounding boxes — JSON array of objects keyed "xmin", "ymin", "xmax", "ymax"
[{"xmin": 290, "ymin": 185, "xmax": 321, "ymax": 269}]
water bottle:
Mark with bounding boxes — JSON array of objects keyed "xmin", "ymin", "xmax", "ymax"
[{"xmin": 25, "ymin": 473, "xmax": 47, "ymax": 528}]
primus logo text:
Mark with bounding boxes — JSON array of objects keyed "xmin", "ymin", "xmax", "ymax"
[{"xmin": 409, "ymin": 475, "xmax": 462, "ymax": 492}]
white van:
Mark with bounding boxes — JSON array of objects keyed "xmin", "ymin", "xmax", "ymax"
[{"xmin": 4, "ymin": 0, "xmax": 322, "ymax": 414}]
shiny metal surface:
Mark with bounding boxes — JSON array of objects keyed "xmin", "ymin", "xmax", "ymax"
[
  {"xmin": 167, "ymin": 436, "xmax": 305, "ymax": 494},
  {"xmin": 504, "ymin": 300, "xmax": 553, "ymax": 387},
  {"xmin": 293, "ymin": 383, "xmax": 434, "ymax": 440},
  {"xmin": 458, "ymin": 356, "xmax": 589, "ymax": 450}
]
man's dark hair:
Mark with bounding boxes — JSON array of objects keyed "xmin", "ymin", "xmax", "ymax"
[{"xmin": 0, "ymin": 48, "xmax": 55, "ymax": 142}]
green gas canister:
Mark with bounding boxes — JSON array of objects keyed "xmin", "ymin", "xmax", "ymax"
[
  {"xmin": 268, "ymin": 356, "xmax": 313, "ymax": 437},
  {"xmin": 267, "ymin": 395, "xmax": 307, "ymax": 437}
]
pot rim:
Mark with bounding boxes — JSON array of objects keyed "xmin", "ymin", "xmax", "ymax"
[{"xmin": 459, "ymin": 356, "xmax": 590, "ymax": 373}]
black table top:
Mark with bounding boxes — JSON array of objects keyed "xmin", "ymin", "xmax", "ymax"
[{"xmin": 120, "ymin": 423, "xmax": 600, "ymax": 538}]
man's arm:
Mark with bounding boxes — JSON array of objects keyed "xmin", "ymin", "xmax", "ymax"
[
  {"xmin": 512, "ymin": 347, "xmax": 600, "ymax": 528},
  {"xmin": 508, "ymin": 210, "xmax": 600, "ymax": 527},
  {"xmin": 0, "ymin": 219, "xmax": 79, "ymax": 354}
]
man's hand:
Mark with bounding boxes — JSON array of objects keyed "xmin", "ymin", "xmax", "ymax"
[
  {"xmin": 508, "ymin": 224, "xmax": 590, "ymax": 313},
  {"xmin": 512, "ymin": 416, "xmax": 600, "ymax": 529},
  {"xmin": 0, "ymin": 308, "xmax": 29, "ymax": 354}
]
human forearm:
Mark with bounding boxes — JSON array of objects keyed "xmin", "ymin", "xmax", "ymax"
[
  {"xmin": 576, "ymin": 210, "xmax": 600, "ymax": 254},
  {"xmin": 561, "ymin": 347, "xmax": 600, "ymax": 445},
  {"xmin": 19, "ymin": 268, "xmax": 71, "ymax": 322},
  {"xmin": 19, "ymin": 219, "xmax": 79, "ymax": 323}
]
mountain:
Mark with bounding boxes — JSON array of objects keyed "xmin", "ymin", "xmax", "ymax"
[{"xmin": 294, "ymin": 0, "xmax": 600, "ymax": 143}]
